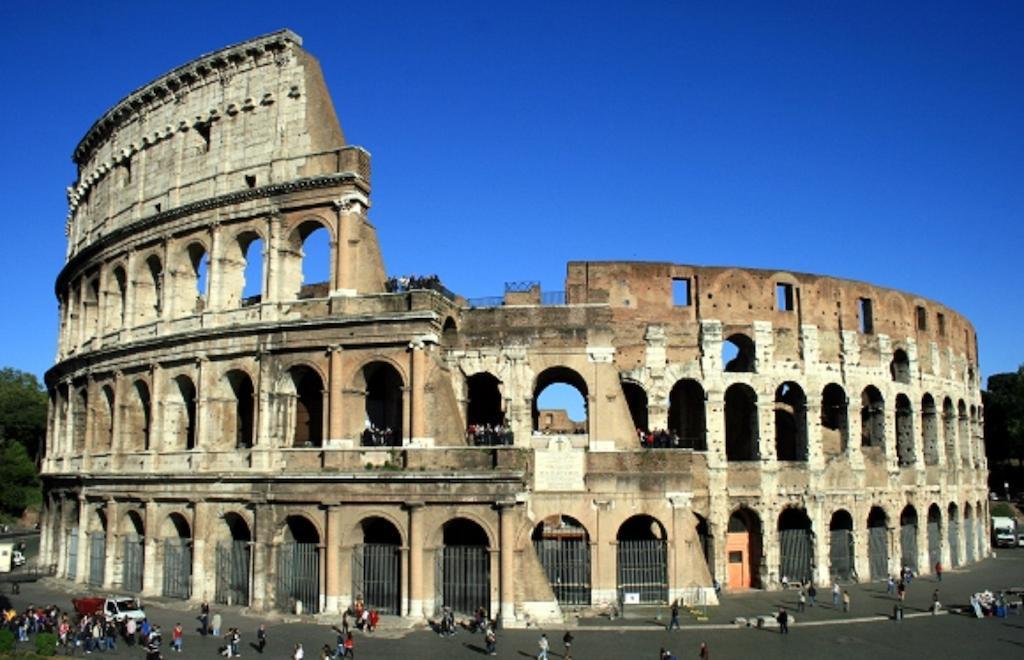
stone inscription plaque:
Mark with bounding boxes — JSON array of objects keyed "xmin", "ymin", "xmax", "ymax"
[{"xmin": 534, "ymin": 437, "xmax": 585, "ymax": 492}]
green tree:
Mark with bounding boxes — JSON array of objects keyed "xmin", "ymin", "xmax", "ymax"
[
  {"xmin": 0, "ymin": 439, "xmax": 41, "ymax": 518},
  {"xmin": 0, "ymin": 367, "xmax": 48, "ymax": 460}
]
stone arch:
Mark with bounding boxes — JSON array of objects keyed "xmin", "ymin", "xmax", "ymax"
[
  {"xmin": 280, "ymin": 365, "xmax": 325, "ymax": 448},
  {"xmin": 97, "ymin": 384, "xmax": 115, "ymax": 452},
  {"xmin": 957, "ymin": 400, "xmax": 969, "ymax": 465},
  {"xmin": 124, "ymin": 379, "xmax": 152, "ymax": 452},
  {"xmin": 71, "ymin": 385, "xmax": 88, "ymax": 453},
  {"xmin": 465, "ymin": 371, "xmax": 505, "ymax": 429},
  {"xmin": 441, "ymin": 316, "xmax": 459, "ymax": 347},
  {"xmin": 276, "ymin": 513, "xmax": 323, "ymax": 545},
  {"xmin": 921, "ymin": 394, "xmax": 939, "ymax": 465},
  {"xmin": 899, "ymin": 505, "xmax": 919, "ymax": 572},
  {"xmin": 860, "ymin": 386, "xmax": 885, "ymax": 451},
  {"xmin": 531, "ymin": 514, "xmax": 592, "ymax": 606},
  {"xmin": 964, "ymin": 502, "xmax": 976, "ymax": 563},
  {"xmin": 927, "ymin": 504, "xmax": 942, "ymax": 571},
  {"xmin": 947, "ymin": 502, "xmax": 961, "ymax": 566},
  {"xmin": 352, "ymin": 513, "xmax": 406, "ymax": 546},
  {"xmin": 668, "ymin": 378, "xmax": 706, "ymax": 450},
  {"xmin": 134, "ymin": 253, "xmax": 164, "ymax": 324},
  {"xmin": 723, "ymin": 333, "xmax": 756, "ymax": 373},
  {"xmin": 890, "ymin": 348, "xmax": 911, "ymax": 384},
  {"xmin": 222, "ymin": 511, "xmax": 253, "ymax": 542},
  {"xmin": 432, "ymin": 514, "xmax": 496, "ymax": 550},
  {"xmin": 778, "ymin": 507, "xmax": 813, "ymax": 583},
  {"xmin": 224, "ymin": 369, "xmax": 256, "ymax": 449},
  {"xmin": 169, "ymin": 374, "xmax": 197, "ymax": 450},
  {"xmin": 867, "ymin": 506, "xmax": 889, "ymax": 580},
  {"xmin": 281, "ymin": 217, "xmax": 335, "ymax": 300},
  {"xmin": 105, "ymin": 263, "xmax": 128, "ymax": 331},
  {"xmin": 82, "ymin": 275, "xmax": 101, "ymax": 340},
  {"xmin": 532, "ymin": 366, "xmax": 589, "ymax": 434},
  {"xmin": 357, "ymin": 360, "xmax": 405, "ymax": 446},
  {"xmin": 225, "ymin": 228, "xmax": 266, "ymax": 308},
  {"xmin": 725, "ymin": 507, "xmax": 762, "ymax": 589},
  {"xmin": 616, "ymin": 514, "xmax": 669, "ymax": 603},
  {"xmin": 942, "ymin": 397, "xmax": 957, "ymax": 464},
  {"xmin": 438, "ymin": 516, "xmax": 493, "ymax": 614},
  {"xmin": 275, "ymin": 513, "xmax": 322, "ymax": 614},
  {"xmin": 121, "ymin": 509, "xmax": 146, "ymax": 592},
  {"xmin": 774, "ymin": 382, "xmax": 807, "ymax": 461},
  {"xmin": 895, "ymin": 393, "xmax": 915, "ymax": 467},
  {"xmin": 352, "ymin": 515, "xmax": 404, "ymax": 614},
  {"xmin": 161, "ymin": 511, "xmax": 192, "ymax": 539},
  {"xmin": 725, "ymin": 383, "xmax": 758, "ymax": 461},
  {"xmin": 820, "ymin": 383, "xmax": 849, "ymax": 456},
  {"xmin": 172, "ymin": 241, "xmax": 209, "ymax": 315},
  {"xmin": 828, "ymin": 509, "xmax": 855, "ymax": 580},
  {"xmin": 621, "ymin": 379, "xmax": 649, "ymax": 433}
]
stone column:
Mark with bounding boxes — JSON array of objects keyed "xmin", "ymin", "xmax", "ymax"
[
  {"xmin": 191, "ymin": 502, "xmax": 210, "ymax": 601},
  {"xmin": 757, "ymin": 400, "xmax": 776, "ymax": 463},
  {"xmin": 55, "ymin": 498, "xmax": 67, "ymax": 578},
  {"xmin": 592, "ymin": 498, "xmax": 616, "ymax": 605},
  {"xmin": 251, "ymin": 504, "xmax": 270, "ymax": 611},
  {"xmin": 811, "ymin": 498, "xmax": 830, "ymax": 586},
  {"xmin": 328, "ymin": 347, "xmax": 345, "ymax": 445},
  {"xmin": 111, "ymin": 371, "xmax": 124, "ymax": 456},
  {"xmin": 103, "ymin": 499, "xmax": 119, "ymax": 590},
  {"xmin": 194, "ymin": 357, "xmax": 207, "ymax": 451},
  {"xmin": 409, "ymin": 339, "xmax": 427, "ymax": 445},
  {"xmin": 206, "ymin": 223, "xmax": 222, "ymax": 311},
  {"xmin": 498, "ymin": 502, "xmax": 517, "ymax": 626},
  {"xmin": 325, "ymin": 505, "xmax": 343, "ymax": 614},
  {"xmin": 406, "ymin": 502, "xmax": 425, "ymax": 618},
  {"xmin": 264, "ymin": 215, "xmax": 281, "ymax": 305},
  {"xmin": 142, "ymin": 500, "xmax": 159, "ymax": 596},
  {"xmin": 149, "ymin": 364, "xmax": 163, "ymax": 453},
  {"xmin": 806, "ymin": 402, "xmax": 824, "ymax": 470},
  {"xmin": 75, "ymin": 495, "xmax": 89, "ymax": 584}
]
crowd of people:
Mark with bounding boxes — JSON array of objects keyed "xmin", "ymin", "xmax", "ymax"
[
  {"xmin": 0, "ymin": 602, "xmax": 171, "ymax": 656},
  {"xmin": 637, "ymin": 428, "xmax": 698, "ymax": 449},
  {"xmin": 467, "ymin": 423, "xmax": 514, "ymax": 446},
  {"xmin": 361, "ymin": 424, "xmax": 399, "ymax": 447},
  {"xmin": 384, "ymin": 274, "xmax": 444, "ymax": 293}
]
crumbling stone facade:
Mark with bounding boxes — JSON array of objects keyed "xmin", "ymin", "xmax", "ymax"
[{"xmin": 40, "ymin": 31, "xmax": 989, "ymax": 624}]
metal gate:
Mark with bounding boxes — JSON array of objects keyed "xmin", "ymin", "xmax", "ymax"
[
  {"xmin": 948, "ymin": 516, "xmax": 961, "ymax": 566},
  {"xmin": 352, "ymin": 544, "xmax": 401, "ymax": 614},
  {"xmin": 900, "ymin": 523, "xmax": 918, "ymax": 572},
  {"xmin": 534, "ymin": 538, "xmax": 591, "ymax": 606},
  {"xmin": 162, "ymin": 539, "xmax": 192, "ymax": 600},
  {"xmin": 868, "ymin": 526, "xmax": 888, "ymax": 580},
  {"xmin": 215, "ymin": 541, "xmax": 251, "ymax": 607},
  {"xmin": 66, "ymin": 526, "xmax": 78, "ymax": 580},
  {"xmin": 617, "ymin": 539, "xmax": 668, "ymax": 604},
  {"xmin": 276, "ymin": 543, "xmax": 320, "ymax": 614},
  {"xmin": 88, "ymin": 532, "xmax": 105, "ymax": 587},
  {"xmin": 927, "ymin": 520, "xmax": 941, "ymax": 569},
  {"xmin": 437, "ymin": 546, "xmax": 490, "ymax": 614},
  {"xmin": 965, "ymin": 518, "xmax": 976, "ymax": 563},
  {"xmin": 779, "ymin": 528, "xmax": 813, "ymax": 583},
  {"xmin": 123, "ymin": 534, "xmax": 144, "ymax": 592},
  {"xmin": 829, "ymin": 529, "xmax": 854, "ymax": 580}
]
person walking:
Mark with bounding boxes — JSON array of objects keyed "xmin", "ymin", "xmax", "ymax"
[
  {"xmin": 797, "ymin": 589, "xmax": 806, "ymax": 613},
  {"xmin": 935, "ymin": 561, "xmax": 943, "ymax": 582},
  {"xmin": 932, "ymin": 589, "xmax": 941, "ymax": 614},
  {"xmin": 897, "ymin": 580, "xmax": 906, "ymax": 602},
  {"xmin": 485, "ymin": 627, "xmax": 497, "ymax": 656},
  {"xmin": 200, "ymin": 600, "xmax": 210, "ymax": 636},
  {"xmin": 776, "ymin": 607, "xmax": 789, "ymax": 635},
  {"xmin": 886, "ymin": 575, "xmax": 895, "ymax": 595},
  {"xmin": 293, "ymin": 642, "xmax": 304, "ymax": 659},
  {"xmin": 257, "ymin": 623, "xmax": 267, "ymax": 653},
  {"xmin": 832, "ymin": 582, "xmax": 841, "ymax": 608},
  {"xmin": 172, "ymin": 622, "xmax": 183, "ymax": 652},
  {"xmin": 212, "ymin": 612, "xmax": 222, "ymax": 637},
  {"xmin": 562, "ymin": 630, "xmax": 574, "ymax": 660},
  {"xmin": 842, "ymin": 590, "xmax": 851, "ymax": 613},
  {"xmin": 538, "ymin": 633, "xmax": 549, "ymax": 660},
  {"xmin": 342, "ymin": 631, "xmax": 354, "ymax": 658},
  {"xmin": 699, "ymin": 641, "xmax": 710, "ymax": 660},
  {"xmin": 808, "ymin": 583, "xmax": 817, "ymax": 607},
  {"xmin": 668, "ymin": 600, "xmax": 681, "ymax": 630}
]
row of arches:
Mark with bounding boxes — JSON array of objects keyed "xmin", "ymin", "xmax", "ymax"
[{"xmin": 62, "ymin": 219, "xmax": 333, "ymax": 349}]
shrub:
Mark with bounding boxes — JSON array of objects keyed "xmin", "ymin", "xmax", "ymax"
[
  {"xmin": 0, "ymin": 629, "xmax": 14, "ymax": 652},
  {"xmin": 36, "ymin": 632, "xmax": 58, "ymax": 656}
]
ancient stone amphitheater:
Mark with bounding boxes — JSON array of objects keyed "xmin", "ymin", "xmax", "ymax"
[{"xmin": 40, "ymin": 31, "xmax": 989, "ymax": 623}]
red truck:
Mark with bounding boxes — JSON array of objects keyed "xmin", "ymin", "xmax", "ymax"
[{"xmin": 71, "ymin": 596, "xmax": 147, "ymax": 622}]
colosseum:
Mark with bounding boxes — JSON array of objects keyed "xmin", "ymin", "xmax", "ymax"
[{"xmin": 39, "ymin": 30, "xmax": 989, "ymax": 624}]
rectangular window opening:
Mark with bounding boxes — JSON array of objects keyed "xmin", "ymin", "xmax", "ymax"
[
  {"xmin": 672, "ymin": 278, "xmax": 691, "ymax": 307},
  {"xmin": 776, "ymin": 283, "xmax": 795, "ymax": 312},
  {"xmin": 916, "ymin": 305, "xmax": 927, "ymax": 331},
  {"xmin": 858, "ymin": 297, "xmax": 874, "ymax": 334},
  {"xmin": 937, "ymin": 312, "xmax": 946, "ymax": 336},
  {"xmin": 196, "ymin": 123, "xmax": 211, "ymax": 153},
  {"xmin": 245, "ymin": 174, "xmax": 257, "ymax": 188}
]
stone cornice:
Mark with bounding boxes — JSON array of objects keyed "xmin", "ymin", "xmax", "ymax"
[
  {"xmin": 56, "ymin": 171, "xmax": 367, "ymax": 294},
  {"xmin": 72, "ymin": 29, "xmax": 300, "ymax": 167}
]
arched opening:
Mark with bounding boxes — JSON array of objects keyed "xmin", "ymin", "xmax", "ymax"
[
  {"xmin": 83, "ymin": 277, "xmax": 100, "ymax": 340},
  {"xmin": 890, "ymin": 349, "xmax": 911, "ymax": 384},
  {"xmin": 668, "ymin": 379, "xmax": 706, "ymax": 450},
  {"xmin": 441, "ymin": 317, "xmax": 458, "ymax": 347},
  {"xmin": 216, "ymin": 512, "xmax": 252, "ymax": 607},
  {"xmin": 465, "ymin": 372, "xmax": 507, "ymax": 445},
  {"xmin": 276, "ymin": 515, "xmax": 321, "ymax": 614},
  {"xmin": 947, "ymin": 502, "xmax": 961, "ymax": 567},
  {"xmin": 694, "ymin": 513, "xmax": 714, "ymax": 578},
  {"xmin": 99, "ymin": 385, "xmax": 115, "ymax": 452},
  {"xmin": 927, "ymin": 504, "xmax": 942, "ymax": 572},
  {"xmin": 820, "ymin": 383, "xmax": 849, "ymax": 456},
  {"xmin": 621, "ymin": 380, "xmax": 649, "ymax": 433},
  {"xmin": 942, "ymin": 397, "xmax": 956, "ymax": 465},
  {"xmin": 778, "ymin": 508, "xmax": 813, "ymax": 584},
  {"xmin": 828, "ymin": 510, "xmax": 855, "ymax": 580},
  {"xmin": 899, "ymin": 505, "xmax": 918, "ymax": 573},
  {"xmin": 287, "ymin": 366, "xmax": 324, "ymax": 448},
  {"xmin": 722, "ymin": 333, "xmax": 756, "ymax": 372},
  {"xmin": 178, "ymin": 242, "xmax": 208, "ymax": 314},
  {"xmin": 867, "ymin": 506, "xmax": 889, "ymax": 580},
  {"xmin": 87, "ymin": 509, "xmax": 107, "ymax": 588},
  {"xmin": 134, "ymin": 254, "xmax": 163, "ymax": 324},
  {"xmin": 162, "ymin": 512, "xmax": 192, "ymax": 599},
  {"xmin": 774, "ymin": 382, "xmax": 807, "ymax": 461},
  {"xmin": 921, "ymin": 394, "xmax": 939, "ymax": 466},
  {"xmin": 109, "ymin": 266, "xmax": 128, "ymax": 331},
  {"xmin": 533, "ymin": 367, "xmax": 588, "ymax": 434},
  {"xmin": 725, "ymin": 383, "xmax": 758, "ymax": 461},
  {"xmin": 170, "ymin": 375, "xmax": 197, "ymax": 450},
  {"xmin": 226, "ymin": 370, "xmax": 255, "ymax": 449},
  {"xmin": 440, "ymin": 518, "xmax": 491, "ymax": 615},
  {"xmin": 895, "ymin": 394, "xmax": 915, "ymax": 467},
  {"xmin": 124, "ymin": 380, "xmax": 152, "ymax": 452},
  {"xmin": 726, "ymin": 508, "xmax": 762, "ymax": 589},
  {"xmin": 957, "ymin": 400, "xmax": 969, "ymax": 466},
  {"xmin": 616, "ymin": 515, "xmax": 668, "ymax": 603},
  {"xmin": 362, "ymin": 362, "xmax": 403, "ymax": 446},
  {"xmin": 354, "ymin": 517, "xmax": 402, "ymax": 614},
  {"xmin": 281, "ymin": 220, "xmax": 332, "ymax": 300},
  {"xmin": 964, "ymin": 503, "xmax": 976, "ymax": 563},
  {"xmin": 240, "ymin": 233, "xmax": 265, "ymax": 306},
  {"xmin": 71, "ymin": 387, "xmax": 88, "ymax": 453},
  {"xmin": 532, "ymin": 514, "xmax": 591, "ymax": 606},
  {"xmin": 122, "ymin": 510, "xmax": 146, "ymax": 593},
  {"xmin": 860, "ymin": 386, "xmax": 885, "ymax": 451}
]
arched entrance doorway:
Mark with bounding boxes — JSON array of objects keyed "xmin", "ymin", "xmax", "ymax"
[
  {"xmin": 927, "ymin": 505, "xmax": 942, "ymax": 572},
  {"xmin": 725, "ymin": 509, "xmax": 762, "ymax": 589},
  {"xmin": 438, "ymin": 518, "xmax": 491, "ymax": 615},
  {"xmin": 276, "ymin": 516, "xmax": 321, "ymax": 614},
  {"xmin": 363, "ymin": 362, "xmax": 404, "ymax": 445},
  {"xmin": 694, "ymin": 513, "xmax": 714, "ymax": 578},
  {"xmin": 778, "ymin": 508, "xmax": 813, "ymax": 584},
  {"xmin": 828, "ymin": 510, "xmax": 855, "ymax": 580},
  {"xmin": 532, "ymin": 515, "xmax": 591, "ymax": 606},
  {"xmin": 899, "ymin": 506, "xmax": 918, "ymax": 573},
  {"xmin": 616, "ymin": 515, "xmax": 668, "ymax": 603},
  {"xmin": 353, "ymin": 517, "xmax": 402, "ymax": 614},
  {"xmin": 964, "ymin": 504, "xmax": 976, "ymax": 563},
  {"xmin": 216, "ymin": 513, "xmax": 252, "ymax": 607},
  {"xmin": 867, "ymin": 507, "xmax": 889, "ymax": 580},
  {"xmin": 947, "ymin": 503, "xmax": 961, "ymax": 567},
  {"xmin": 87, "ymin": 510, "xmax": 106, "ymax": 588},
  {"xmin": 122, "ymin": 511, "xmax": 145, "ymax": 593},
  {"xmin": 162, "ymin": 513, "xmax": 192, "ymax": 600}
]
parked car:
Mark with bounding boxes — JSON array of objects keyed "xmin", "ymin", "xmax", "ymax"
[{"xmin": 11, "ymin": 549, "xmax": 25, "ymax": 567}]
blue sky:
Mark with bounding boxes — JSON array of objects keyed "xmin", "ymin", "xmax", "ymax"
[{"xmin": 1, "ymin": 1, "xmax": 1021, "ymax": 403}]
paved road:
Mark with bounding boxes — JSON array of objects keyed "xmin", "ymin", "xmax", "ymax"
[{"xmin": 3, "ymin": 544, "xmax": 1024, "ymax": 659}]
